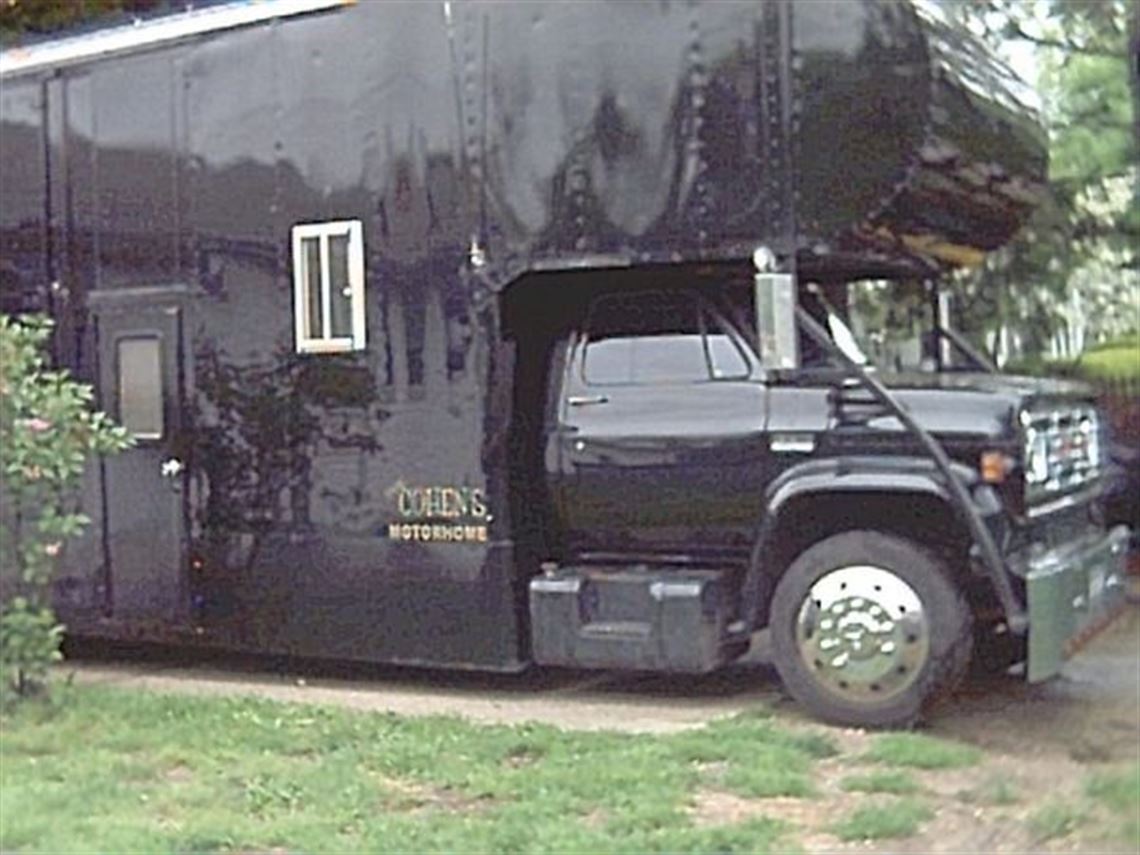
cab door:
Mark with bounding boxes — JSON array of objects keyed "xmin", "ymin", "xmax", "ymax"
[
  {"xmin": 554, "ymin": 289, "xmax": 767, "ymax": 556},
  {"xmin": 91, "ymin": 289, "xmax": 188, "ymax": 622}
]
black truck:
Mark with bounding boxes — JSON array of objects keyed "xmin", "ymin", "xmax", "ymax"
[{"xmin": 0, "ymin": 0, "xmax": 1129, "ymax": 726}]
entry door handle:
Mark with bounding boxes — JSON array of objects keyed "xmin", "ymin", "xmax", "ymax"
[{"xmin": 567, "ymin": 394, "xmax": 609, "ymax": 407}]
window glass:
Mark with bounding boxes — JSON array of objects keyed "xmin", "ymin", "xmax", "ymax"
[
  {"xmin": 706, "ymin": 330, "xmax": 749, "ymax": 379},
  {"xmin": 303, "ymin": 236, "xmax": 323, "ymax": 339},
  {"xmin": 327, "ymin": 232, "xmax": 353, "ymax": 338},
  {"xmin": 632, "ymin": 334, "xmax": 707, "ymax": 384},
  {"xmin": 584, "ymin": 337, "xmax": 636, "ymax": 385},
  {"xmin": 584, "ymin": 291, "xmax": 704, "ymax": 385},
  {"xmin": 117, "ymin": 337, "xmax": 163, "ymax": 439},
  {"xmin": 584, "ymin": 291, "xmax": 750, "ymax": 385}
]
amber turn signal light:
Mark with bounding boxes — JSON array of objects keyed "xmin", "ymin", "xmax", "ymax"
[{"xmin": 980, "ymin": 450, "xmax": 1014, "ymax": 484}]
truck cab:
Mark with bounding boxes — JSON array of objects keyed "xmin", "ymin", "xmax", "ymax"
[{"xmin": 517, "ymin": 262, "xmax": 1129, "ymax": 727}]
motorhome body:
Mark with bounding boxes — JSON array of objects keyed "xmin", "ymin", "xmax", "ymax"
[{"xmin": 0, "ymin": 0, "xmax": 1127, "ymax": 726}]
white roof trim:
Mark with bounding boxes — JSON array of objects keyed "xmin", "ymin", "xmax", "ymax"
[{"xmin": 0, "ymin": 0, "xmax": 355, "ymax": 79}]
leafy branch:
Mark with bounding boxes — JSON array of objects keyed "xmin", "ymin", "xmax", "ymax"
[
  {"xmin": 1004, "ymin": 24, "xmax": 1127, "ymax": 59},
  {"xmin": 0, "ymin": 314, "xmax": 133, "ymax": 699}
]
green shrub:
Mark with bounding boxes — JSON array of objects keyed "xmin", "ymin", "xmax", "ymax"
[
  {"xmin": 0, "ymin": 314, "xmax": 132, "ymax": 697},
  {"xmin": 0, "ymin": 599, "xmax": 65, "ymax": 696}
]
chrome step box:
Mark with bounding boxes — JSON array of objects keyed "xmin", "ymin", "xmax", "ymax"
[{"xmin": 528, "ymin": 567, "xmax": 739, "ymax": 672}]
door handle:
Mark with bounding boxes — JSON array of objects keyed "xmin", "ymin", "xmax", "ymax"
[{"xmin": 567, "ymin": 395, "xmax": 609, "ymax": 407}]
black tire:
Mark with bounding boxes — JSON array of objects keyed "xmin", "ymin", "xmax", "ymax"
[{"xmin": 769, "ymin": 530, "xmax": 973, "ymax": 728}]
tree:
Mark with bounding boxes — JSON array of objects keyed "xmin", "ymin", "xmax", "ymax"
[
  {"xmin": 948, "ymin": 0, "xmax": 1138, "ymax": 364},
  {"xmin": 0, "ymin": 0, "xmax": 168, "ymax": 45}
]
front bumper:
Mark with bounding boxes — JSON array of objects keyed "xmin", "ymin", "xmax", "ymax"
[{"xmin": 1009, "ymin": 524, "xmax": 1131, "ymax": 682}]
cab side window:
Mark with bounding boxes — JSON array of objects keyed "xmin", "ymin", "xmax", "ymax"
[
  {"xmin": 707, "ymin": 331, "xmax": 749, "ymax": 379},
  {"xmin": 582, "ymin": 290, "xmax": 749, "ymax": 386}
]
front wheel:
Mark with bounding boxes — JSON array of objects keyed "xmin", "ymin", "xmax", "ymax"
[{"xmin": 769, "ymin": 530, "xmax": 973, "ymax": 728}]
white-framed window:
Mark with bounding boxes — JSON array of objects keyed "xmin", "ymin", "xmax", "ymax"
[{"xmin": 291, "ymin": 220, "xmax": 366, "ymax": 354}]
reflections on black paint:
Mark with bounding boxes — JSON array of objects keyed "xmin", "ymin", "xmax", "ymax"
[
  {"xmin": 1, "ymin": 2, "xmax": 1049, "ymax": 319},
  {"xmin": 372, "ymin": 146, "xmax": 471, "ymax": 392},
  {"xmin": 0, "ymin": 0, "xmax": 1050, "ymax": 669},
  {"xmin": 189, "ymin": 342, "xmax": 383, "ymax": 555},
  {"xmin": 0, "ymin": 81, "xmax": 48, "ymax": 314}
]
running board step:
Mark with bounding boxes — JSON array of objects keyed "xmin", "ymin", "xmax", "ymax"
[{"xmin": 529, "ymin": 567, "xmax": 741, "ymax": 672}]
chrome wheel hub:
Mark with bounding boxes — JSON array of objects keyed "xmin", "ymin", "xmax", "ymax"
[{"xmin": 796, "ymin": 565, "xmax": 930, "ymax": 703}]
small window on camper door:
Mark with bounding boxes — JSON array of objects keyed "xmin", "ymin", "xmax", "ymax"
[
  {"xmin": 292, "ymin": 220, "xmax": 366, "ymax": 354},
  {"xmin": 117, "ymin": 336, "xmax": 164, "ymax": 440}
]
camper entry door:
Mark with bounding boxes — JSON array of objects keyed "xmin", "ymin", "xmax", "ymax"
[{"xmin": 92, "ymin": 293, "xmax": 188, "ymax": 623}]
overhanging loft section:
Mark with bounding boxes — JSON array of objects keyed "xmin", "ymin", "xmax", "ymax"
[{"xmin": 0, "ymin": 0, "xmax": 354, "ymax": 78}]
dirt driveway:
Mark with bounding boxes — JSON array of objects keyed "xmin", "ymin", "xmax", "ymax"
[
  {"xmin": 66, "ymin": 605, "xmax": 1140, "ymax": 853},
  {"xmin": 68, "ymin": 606, "xmax": 1139, "ymax": 742}
]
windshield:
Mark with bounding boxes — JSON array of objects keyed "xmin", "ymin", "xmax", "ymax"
[
  {"xmin": 801, "ymin": 283, "xmax": 872, "ymax": 367},
  {"xmin": 845, "ymin": 279, "xmax": 938, "ymax": 372}
]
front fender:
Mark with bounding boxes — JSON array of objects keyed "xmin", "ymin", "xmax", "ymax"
[
  {"xmin": 740, "ymin": 456, "xmax": 989, "ymax": 631},
  {"xmin": 765, "ymin": 456, "xmax": 979, "ymax": 513}
]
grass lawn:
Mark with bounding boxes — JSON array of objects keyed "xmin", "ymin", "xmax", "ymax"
[
  {"xmin": 0, "ymin": 685, "xmax": 817, "ymax": 854},
  {"xmin": 830, "ymin": 798, "xmax": 933, "ymax": 842},
  {"xmin": 1085, "ymin": 765, "xmax": 1140, "ymax": 849},
  {"xmin": 861, "ymin": 732, "xmax": 981, "ymax": 770},
  {"xmin": 1079, "ymin": 344, "xmax": 1140, "ymax": 379},
  {"xmin": 839, "ymin": 769, "xmax": 921, "ymax": 796},
  {"xmin": 2, "ymin": 685, "xmax": 1137, "ymax": 853},
  {"xmin": 1077, "ymin": 333, "xmax": 1140, "ymax": 380}
]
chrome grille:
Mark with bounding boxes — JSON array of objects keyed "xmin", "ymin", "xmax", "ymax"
[{"xmin": 1023, "ymin": 406, "xmax": 1102, "ymax": 503}]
